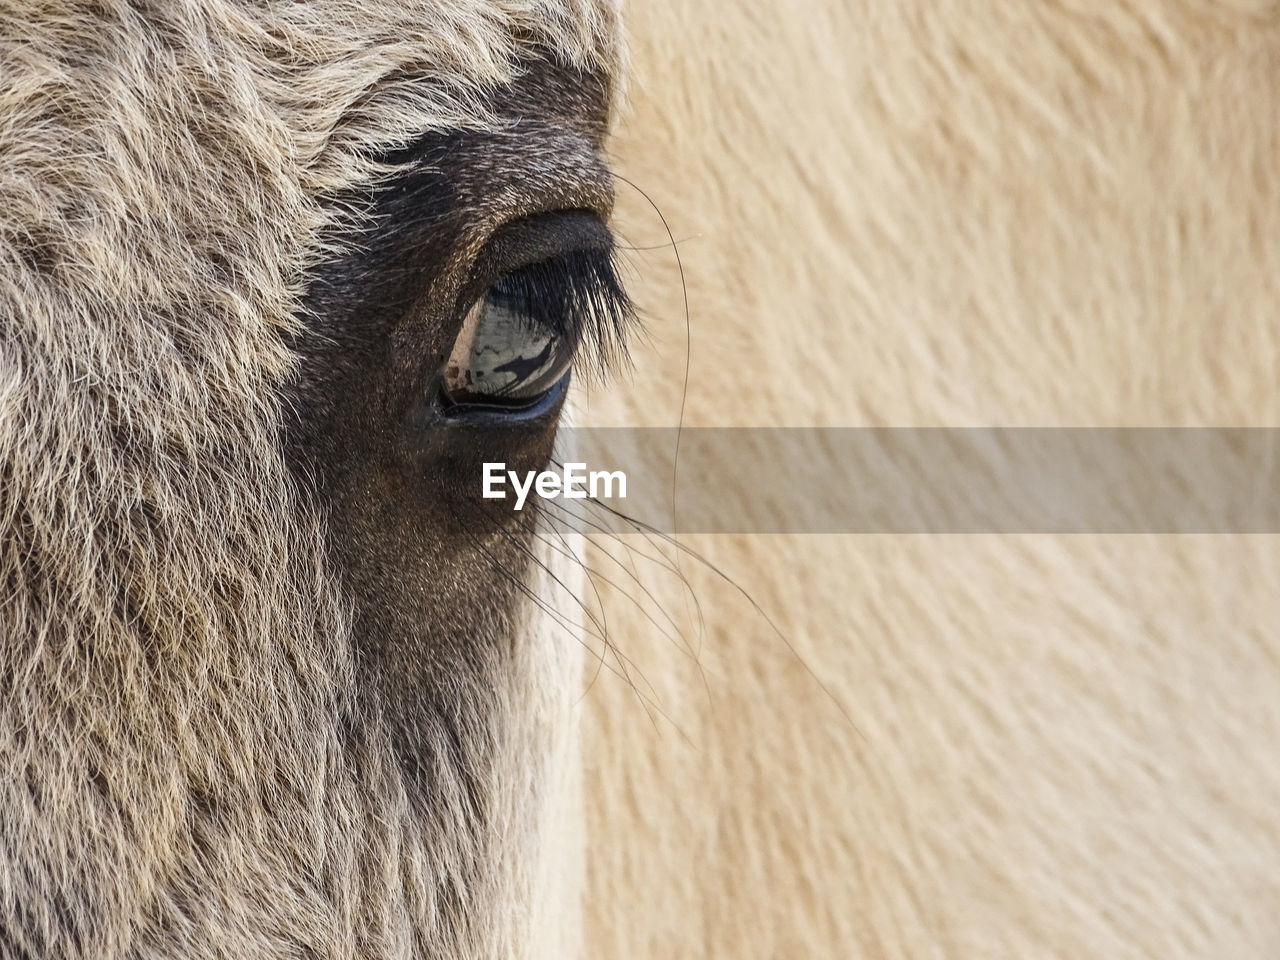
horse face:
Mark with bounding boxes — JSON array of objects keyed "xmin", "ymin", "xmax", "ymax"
[{"xmin": 0, "ymin": 4, "xmax": 623, "ymax": 957}]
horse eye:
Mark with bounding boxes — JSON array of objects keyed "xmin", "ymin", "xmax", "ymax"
[{"xmin": 441, "ymin": 275, "xmax": 574, "ymax": 408}]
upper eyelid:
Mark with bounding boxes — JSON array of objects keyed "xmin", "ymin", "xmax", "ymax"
[
  {"xmin": 454, "ymin": 209, "xmax": 617, "ymax": 315},
  {"xmin": 480, "ymin": 209, "xmax": 615, "ymax": 269}
]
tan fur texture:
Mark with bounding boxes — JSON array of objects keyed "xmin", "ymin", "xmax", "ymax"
[
  {"xmin": 0, "ymin": 2, "xmax": 618, "ymax": 957},
  {"xmin": 585, "ymin": 2, "xmax": 1280, "ymax": 957}
]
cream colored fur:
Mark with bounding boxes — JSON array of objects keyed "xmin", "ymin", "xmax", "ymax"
[{"xmin": 584, "ymin": 2, "xmax": 1280, "ymax": 957}]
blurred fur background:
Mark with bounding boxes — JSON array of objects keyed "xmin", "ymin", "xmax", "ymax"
[{"xmin": 582, "ymin": 3, "xmax": 1280, "ymax": 956}]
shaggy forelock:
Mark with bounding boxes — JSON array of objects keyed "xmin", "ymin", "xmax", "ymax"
[{"xmin": 0, "ymin": 1, "xmax": 620, "ymax": 957}]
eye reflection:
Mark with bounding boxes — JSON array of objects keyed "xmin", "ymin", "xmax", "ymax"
[{"xmin": 442, "ymin": 276, "xmax": 574, "ymax": 407}]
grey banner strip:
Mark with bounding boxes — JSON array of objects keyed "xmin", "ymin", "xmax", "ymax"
[{"xmin": 482, "ymin": 428, "xmax": 1280, "ymax": 533}]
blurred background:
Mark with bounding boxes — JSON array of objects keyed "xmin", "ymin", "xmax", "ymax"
[{"xmin": 575, "ymin": 2, "xmax": 1280, "ymax": 957}]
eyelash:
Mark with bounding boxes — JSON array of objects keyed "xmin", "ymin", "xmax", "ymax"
[{"xmin": 488, "ymin": 246, "xmax": 637, "ymax": 382}]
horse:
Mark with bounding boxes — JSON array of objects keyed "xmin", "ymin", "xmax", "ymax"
[{"xmin": 4, "ymin": 1, "xmax": 1280, "ymax": 958}]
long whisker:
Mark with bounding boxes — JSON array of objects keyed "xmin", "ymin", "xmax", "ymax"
[
  {"xmin": 549, "ymin": 493, "xmax": 861, "ymax": 737},
  {"xmin": 455, "ymin": 498, "xmax": 692, "ymax": 741}
]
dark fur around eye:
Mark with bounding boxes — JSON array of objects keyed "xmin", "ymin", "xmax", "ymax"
[{"xmin": 489, "ymin": 246, "xmax": 638, "ymax": 383}]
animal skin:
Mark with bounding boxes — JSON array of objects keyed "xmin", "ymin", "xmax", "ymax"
[{"xmin": 3, "ymin": 1, "xmax": 1280, "ymax": 959}]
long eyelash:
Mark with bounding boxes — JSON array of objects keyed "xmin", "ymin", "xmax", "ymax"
[{"xmin": 491, "ymin": 246, "xmax": 637, "ymax": 382}]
